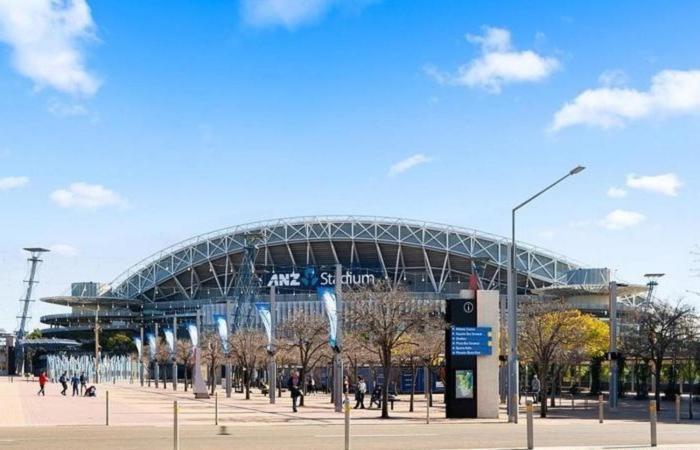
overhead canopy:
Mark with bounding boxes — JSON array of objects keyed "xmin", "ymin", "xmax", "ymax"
[{"xmin": 41, "ymin": 296, "xmax": 140, "ymax": 308}]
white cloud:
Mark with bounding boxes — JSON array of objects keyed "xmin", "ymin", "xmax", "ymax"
[
  {"xmin": 47, "ymin": 98, "xmax": 88, "ymax": 117},
  {"xmin": 600, "ymin": 209, "xmax": 646, "ymax": 230},
  {"xmin": 425, "ymin": 26, "xmax": 559, "ymax": 94},
  {"xmin": 0, "ymin": 0, "xmax": 99, "ymax": 96},
  {"xmin": 50, "ymin": 243, "xmax": 78, "ymax": 257},
  {"xmin": 626, "ymin": 173, "xmax": 682, "ymax": 196},
  {"xmin": 50, "ymin": 182, "xmax": 127, "ymax": 209},
  {"xmin": 0, "ymin": 176, "xmax": 29, "ymax": 191},
  {"xmin": 607, "ymin": 187, "xmax": 627, "ymax": 198},
  {"xmin": 598, "ymin": 69, "xmax": 628, "ymax": 87},
  {"xmin": 241, "ymin": 0, "xmax": 374, "ymax": 29},
  {"xmin": 388, "ymin": 154, "xmax": 431, "ymax": 176},
  {"xmin": 551, "ymin": 69, "xmax": 700, "ymax": 131}
]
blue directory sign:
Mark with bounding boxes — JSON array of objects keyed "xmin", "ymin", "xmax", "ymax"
[{"xmin": 450, "ymin": 326, "xmax": 492, "ymax": 356}]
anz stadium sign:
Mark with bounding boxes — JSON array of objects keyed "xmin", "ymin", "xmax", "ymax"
[{"xmin": 265, "ymin": 266, "xmax": 376, "ymax": 289}]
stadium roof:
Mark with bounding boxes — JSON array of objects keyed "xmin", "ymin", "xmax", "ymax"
[{"xmin": 105, "ymin": 216, "xmax": 581, "ymax": 301}]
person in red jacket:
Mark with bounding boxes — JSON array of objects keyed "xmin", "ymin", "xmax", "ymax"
[{"xmin": 37, "ymin": 372, "xmax": 48, "ymax": 396}]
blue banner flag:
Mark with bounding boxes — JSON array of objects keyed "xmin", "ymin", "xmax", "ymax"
[
  {"xmin": 255, "ymin": 303, "xmax": 272, "ymax": 349},
  {"xmin": 133, "ymin": 336, "xmax": 142, "ymax": 358},
  {"xmin": 317, "ymin": 286, "xmax": 338, "ymax": 348},
  {"xmin": 213, "ymin": 314, "xmax": 229, "ymax": 353},
  {"xmin": 147, "ymin": 333, "xmax": 156, "ymax": 359},
  {"xmin": 163, "ymin": 328, "xmax": 175, "ymax": 353},
  {"xmin": 187, "ymin": 323, "xmax": 198, "ymax": 347}
]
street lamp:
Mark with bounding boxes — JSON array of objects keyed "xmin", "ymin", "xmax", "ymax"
[{"xmin": 507, "ymin": 165, "xmax": 585, "ymax": 423}]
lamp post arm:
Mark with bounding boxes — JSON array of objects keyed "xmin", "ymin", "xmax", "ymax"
[{"xmin": 513, "ymin": 173, "xmax": 571, "ymax": 213}]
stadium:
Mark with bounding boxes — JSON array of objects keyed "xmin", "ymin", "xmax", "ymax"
[{"xmin": 38, "ymin": 216, "xmax": 646, "ymax": 338}]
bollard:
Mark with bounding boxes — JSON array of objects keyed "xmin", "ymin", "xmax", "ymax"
[
  {"xmin": 426, "ymin": 396, "xmax": 430, "ymax": 424},
  {"xmin": 106, "ymin": 390, "xmax": 110, "ymax": 426},
  {"xmin": 650, "ymin": 400, "xmax": 657, "ymax": 447},
  {"xmin": 526, "ymin": 400, "xmax": 534, "ymax": 450},
  {"xmin": 598, "ymin": 394, "xmax": 604, "ymax": 423},
  {"xmin": 675, "ymin": 394, "xmax": 681, "ymax": 423},
  {"xmin": 344, "ymin": 394, "xmax": 351, "ymax": 450},
  {"xmin": 218, "ymin": 425, "xmax": 229, "ymax": 435},
  {"xmin": 173, "ymin": 401, "xmax": 179, "ymax": 450},
  {"xmin": 215, "ymin": 392, "xmax": 219, "ymax": 425},
  {"xmin": 585, "ymin": 397, "xmax": 589, "ymax": 409}
]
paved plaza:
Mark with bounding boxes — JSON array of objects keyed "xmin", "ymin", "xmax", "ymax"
[{"xmin": 1, "ymin": 377, "xmax": 699, "ymax": 449}]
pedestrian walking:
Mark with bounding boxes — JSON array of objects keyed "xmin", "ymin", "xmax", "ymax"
[
  {"xmin": 59, "ymin": 372, "xmax": 68, "ymax": 396},
  {"xmin": 531, "ymin": 374, "xmax": 541, "ymax": 404},
  {"xmin": 369, "ymin": 384, "xmax": 382, "ymax": 409},
  {"xmin": 288, "ymin": 370, "xmax": 303, "ymax": 412},
  {"xmin": 343, "ymin": 375, "xmax": 349, "ymax": 394},
  {"xmin": 37, "ymin": 372, "xmax": 48, "ymax": 396},
  {"xmin": 71, "ymin": 373, "xmax": 80, "ymax": 396},
  {"xmin": 354, "ymin": 376, "xmax": 366, "ymax": 409},
  {"xmin": 79, "ymin": 372, "xmax": 87, "ymax": 395}
]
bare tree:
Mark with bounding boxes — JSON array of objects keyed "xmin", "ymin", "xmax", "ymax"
[
  {"xmin": 625, "ymin": 299, "xmax": 696, "ymax": 411},
  {"xmin": 229, "ymin": 329, "xmax": 268, "ymax": 399},
  {"xmin": 155, "ymin": 338, "xmax": 171, "ymax": 390},
  {"xmin": 175, "ymin": 340, "xmax": 194, "ymax": 391},
  {"xmin": 417, "ymin": 315, "xmax": 446, "ymax": 408},
  {"xmin": 394, "ymin": 334, "xmax": 420, "ymax": 412},
  {"xmin": 342, "ymin": 331, "xmax": 375, "ymax": 385},
  {"xmin": 345, "ymin": 281, "xmax": 431, "ymax": 418},
  {"xmin": 274, "ymin": 343, "xmax": 296, "ymax": 398},
  {"xmin": 279, "ymin": 312, "xmax": 328, "ymax": 406},
  {"xmin": 201, "ymin": 331, "xmax": 225, "ymax": 395}
]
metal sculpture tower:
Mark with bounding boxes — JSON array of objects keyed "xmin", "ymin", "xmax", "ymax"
[
  {"xmin": 15, "ymin": 247, "xmax": 50, "ymax": 374},
  {"xmin": 230, "ymin": 233, "xmax": 263, "ymax": 331}
]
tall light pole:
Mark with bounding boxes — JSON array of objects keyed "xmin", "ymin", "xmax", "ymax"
[{"xmin": 507, "ymin": 165, "xmax": 585, "ymax": 423}]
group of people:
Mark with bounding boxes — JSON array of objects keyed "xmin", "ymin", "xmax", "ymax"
[
  {"xmin": 351, "ymin": 376, "xmax": 384, "ymax": 409},
  {"xmin": 37, "ymin": 371, "xmax": 97, "ymax": 397}
]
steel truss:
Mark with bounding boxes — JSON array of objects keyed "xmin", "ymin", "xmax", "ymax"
[{"xmin": 107, "ymin": 216, "xmax": 578, "ymax": 301}]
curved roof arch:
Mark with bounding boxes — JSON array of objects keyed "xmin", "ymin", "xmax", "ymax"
[{"xmin": 108, "ymin": 216, "xmax": 581, "ymax": 300}]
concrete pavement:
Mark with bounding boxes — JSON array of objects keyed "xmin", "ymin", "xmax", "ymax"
[{"xmin": 1, "ymin": 377, "xmax": 699, "ymax": 449}]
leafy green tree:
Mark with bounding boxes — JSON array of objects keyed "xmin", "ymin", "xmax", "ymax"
[
  {"xmin": 103, "ymin": 332, "xmax": 136, "ymax": 355},
  {"xmin": 25, "ymin": 328, "xmax": 42, "ymax": 340}
]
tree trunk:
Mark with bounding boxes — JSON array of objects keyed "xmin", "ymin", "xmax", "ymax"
[
  {"xmin": 539, "ymin": 368, "xmax": 548, "ymax": 418},
  {"xmin": 184, "ymin": 367, "xmax": 188, "ymax": 392},
  {"xmin": 409, "ymin": 364, "xmax": 416, "ymax": 412},
  {"xmin": 162, "ymin": 364, "xmax": 167, "ymax": 389},
  {"xmin": 689, "ymin": 379, "xmax": 695, "ymax": 420},
  {"xmin": 209, "ymin": 364, "xmax": 215, "ymax": 395},
  {"xmin": 245, "ymin": 370, "xmax": 251, "ymax": 400},
  {"xmin": 381, "ymin": 351, "xmax": 391, "ymax": 419}
]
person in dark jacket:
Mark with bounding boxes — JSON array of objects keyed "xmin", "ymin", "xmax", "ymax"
[
  {"xmin": 287, "ymin": 370, "xmax": 303, "ymax": 412},
  {"xmin": 71, "ymin": 374, "xmax": 80, "ymax": 396},
  {"xmin": 79, "ymin": 372, "xmax": 87, "ymax": 395},
  {"xmin": 59, "ymin": 372, "xmax": 68, "ymax": 396}
]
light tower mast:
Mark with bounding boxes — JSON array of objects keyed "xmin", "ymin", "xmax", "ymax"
[
  {"xmin": 15, "ymin": 247, "xmax": 50, "ymax": 375},
  {"xmin": 643, "ymin": 273, "xmax": 664, "ymax": 306}
]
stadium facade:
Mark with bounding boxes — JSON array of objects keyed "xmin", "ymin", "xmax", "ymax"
[{"xmin": 39, "ymin": 216, "xmax": 645, "ymax": 338}]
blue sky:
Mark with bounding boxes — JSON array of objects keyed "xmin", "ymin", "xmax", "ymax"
[{"xmin": 0, "ymin": 0, "xmax": 699, "ymax": 331}]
